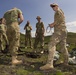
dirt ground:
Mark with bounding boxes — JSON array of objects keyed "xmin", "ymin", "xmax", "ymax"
[{"xmin": 0, "ymin": 49, "xmax": 76, "ymax": 75}]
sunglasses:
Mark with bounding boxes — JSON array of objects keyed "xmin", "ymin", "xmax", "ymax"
[{"xmin": 51, "ymin": 6, "xmax": 56, "ymax": 7}]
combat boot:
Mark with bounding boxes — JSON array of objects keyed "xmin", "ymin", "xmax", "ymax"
[
  {"xmin": 12, "ymin": 56, "xmax": 22, "ymax": 65},
  {"xmin": 40, "ymin": 64, "xmax": 54, "ymax": 70}
]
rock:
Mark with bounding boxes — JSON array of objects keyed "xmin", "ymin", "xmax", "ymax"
[
  {"xmin": 69, "ymin": 56, "xmax": 76, "ymax": 65},
  {"xmin": 54, "ymin": 51, "xmax": 60, "ymax": 61}
]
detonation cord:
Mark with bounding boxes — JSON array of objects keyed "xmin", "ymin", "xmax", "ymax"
[{"xmin": 46, "ymin": 26, "xmax": 53, "ymax": 34}]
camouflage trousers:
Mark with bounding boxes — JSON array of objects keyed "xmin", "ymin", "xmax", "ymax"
[
  {"xmin": 6, "ymin": 22, "xmax": 20, "ymax": 56},
  {"xmin": 47, "ymin": 31, "xmax": 69, "ymax": 65},
  {"xmin": 0, "ymin": 32, "xmax": 8, "ymax": 50},
  {"xmin": 34, "ymin": 34, "xmax": 44, "ymax": 49},
  {"xmin": 25, "ymin": 33, "xmax": 32, "ymax": 47}
]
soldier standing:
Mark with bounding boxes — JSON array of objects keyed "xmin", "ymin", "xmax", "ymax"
[
  {"xmin": 40, "ymin": 3, "xmax": 69, "ymax": 70},
  {"xmin": 3, "ymin": 7, "xmax": 24, "ymax": 65},
  {"xmin": 33, "ymin": 16, "xmax": 45, "ymax": 52},
  {"xmin": 0, "ymin": 18, "xmax": 9, "ymax": 52},
  {"xmin": 24, "ymin": 21, "xmax": 32, "ymax": 49}
]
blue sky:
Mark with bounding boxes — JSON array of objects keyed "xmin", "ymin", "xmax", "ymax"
[{"xmin": 0, "ymin": 0, "xmax": 76, "ymax": 36}]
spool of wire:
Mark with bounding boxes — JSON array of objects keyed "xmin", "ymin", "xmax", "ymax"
[{"xmin": 46, "ymin": 26, "xmax": 52, "ymax": 33}]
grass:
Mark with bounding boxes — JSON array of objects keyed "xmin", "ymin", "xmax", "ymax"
[{"xmin": 0, "ymin": 32, "xmax": 76, "ymax": 75}]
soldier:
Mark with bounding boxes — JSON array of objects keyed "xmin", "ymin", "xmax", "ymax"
[
  {"xmin": 24, "ymin": 21, "xmax": 32, "ymax": 49},
  {"xmin": 0, "ymin": 18, "xmax": 9, "ymax": 52},
  {"xmin": 33, "ymin": 16, "xmax": 45, "ymax": 52},
  {"xmin": 40, "ymin": 3, "xmax": 69, "ymax": 70},
  {"xmin": 3, "ymin": 7, "xmax": 24, "ymax": 65}
]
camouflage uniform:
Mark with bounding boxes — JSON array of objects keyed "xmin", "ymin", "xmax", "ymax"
[
  {"xmin": 47, "ymin": 9, "xmax": 69, "ymax": 65},
  {"xmin": 40, "ymin": 4, "xmax": 69, "ymax": 70},
  {"xmin": 24, "ymin": 23, "xmax": 32, "ymax": 48},
  {"xmin": 3, "ymin": 8, "xmax": 23, "ymax": 65},
  {"xmin": 0, "ymin": 24, "xmax": 8, "ymax": 50},
  {"xmin": 34, "ymin": 22, "xmax": 44, "ymax": 49}
]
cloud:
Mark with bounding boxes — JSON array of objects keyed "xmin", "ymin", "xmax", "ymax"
[
  {"xmin": 66, "ymin": 21, "xmax": 76, "ymax": 32},
  {"xmin": 66, "ymin": 21, "xmax": 76, "ymax": 27},
  {"xmin": 21, "ymin": 31, "xmax": 35, "ymax": 37},
  {"xmin": 31, "ymin": 31, "xmax": 35, "ymax": 37}
]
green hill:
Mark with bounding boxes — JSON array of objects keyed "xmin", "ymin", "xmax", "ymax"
[
  {"xmin": 21, "ymin": 32, "xmax": 76, "ymax": 43},
  {"xmin": 67, "ymin": 32, "xmax": 76, "ymax": 43}
]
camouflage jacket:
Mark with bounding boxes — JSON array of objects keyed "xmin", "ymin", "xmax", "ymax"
[
  {"xmin": 3, "ymin": 8, "xmax": 22, "ymax": 24},
  {"xmin": 54, "ymin": 9, "xmax": 66, "ymax": 33},
  {"xmin": 36, "ymin": 22, "xmax": 45, "ymax": 34},
  {"xmin": 24, "ymin": 25, "xmax": 32, "ymax": 34},
  {"xmin": 0, "ymin": 24, "xmax": 6, "ymax": 33}
]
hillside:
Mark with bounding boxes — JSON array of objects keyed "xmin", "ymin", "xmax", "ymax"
[
  {"xmin": 67, "ymin": 32, "xmax": 76, "ymax": 43},
  {"xmin": 20, "ymin": 32, "xmax": 76, "ymax": 43}
]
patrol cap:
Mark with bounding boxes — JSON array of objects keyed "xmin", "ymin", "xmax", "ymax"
[
  {"xmin": 36, "ymin": 16, "xmax": 41, "ymax": 19},
  {"xmin": 50, "ymin": 3, "xmax": 58, "ymax": 7}
]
